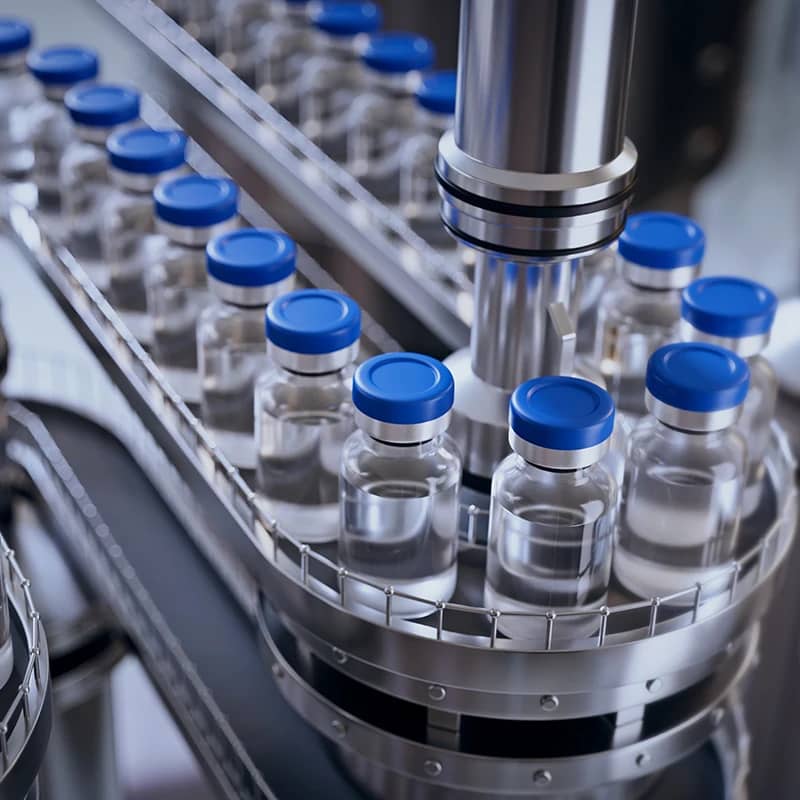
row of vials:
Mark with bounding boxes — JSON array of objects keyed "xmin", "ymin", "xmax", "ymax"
[{"xmin": 0, "ymin": 19, "xmax": 780, "ymax": 641}]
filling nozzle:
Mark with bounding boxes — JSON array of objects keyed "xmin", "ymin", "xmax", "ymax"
[{"xmin": 440, "ymin": 0, "xmax": 640, "ymax": 499}]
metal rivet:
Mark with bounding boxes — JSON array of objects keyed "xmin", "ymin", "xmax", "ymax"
[
  {"xmin": 332, "ymin": 647, "xmax": 348, "ymax": 665},
  {"xmin": 271, "ymin": 663, "xmax": 284, "ymax": 680},
  {"xmin": 428, "ymin": 685, "xmax": 446, "ymax": 702},
  {"xmin": 711, "ymin": 707, "xmax": 725, "ymax": 727},
  {"xmin": 423, "ymin": 759, "xmax": 442, "ymax": 777},
  {"xmin": 646, "ymin": 678, "xmax": 662, "ymax": 693},
  {"xmin": 331, "ymin": 719, "xmax": 347, "ymax": 739},
  {"xmin": 636, "ymin": 753, "xmax": 650, "ymax": 768},
  {"xmin": 533, "ymin": 770, "xmax": 552, "ymax": 786},
  {"xmin": 540, "ymin": 695, "xmax": 559, "ymax": 712}
]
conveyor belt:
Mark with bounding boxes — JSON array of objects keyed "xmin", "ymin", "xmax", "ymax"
[{"xmin": 8, "ymin": 401, "xmax": 735, "ymax": 800}]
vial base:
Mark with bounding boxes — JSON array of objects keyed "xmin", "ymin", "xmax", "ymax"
[
  {"xmin": 613, "ymin": 546, "xmax": 734, "ymax": 605},
  {"xmin": 483, "ymin": 582, "xmax": 605, "ymax": 642},
  {"xmin": 256, "ymin": 496, "xmax": 339, "ymax": 544},
  {"xmin": 344, "ymin": 565, "xmax": 458, "ymax": 620},
  {"xmin": 153, "ymin": 323, "xmax": 200, "ymax": 402},
  {"xmin": 207, "ymin": 428, "xmax": 257, "ymax": 470}
]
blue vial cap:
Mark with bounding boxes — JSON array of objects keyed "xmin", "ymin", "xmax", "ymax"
[
  {"xmin": 353, "ymin": 353, "xmax": 454, "ymax": 425},
  {"xmin": 681, "ymin": 276, "xmax": 777, "ymax": 339},
  {"xmin": 64, "ymin": 83, "xmax": 140, "ymax": 127},
  {"xmin": 415, "ymin": 70, "xmax": 457, "ymax": 115},
  {"xmin": 509, "ymin": 377, "xmax": 615, "ymax": 452},
  {"xmin": 0, "ymin": 18, "xmax": 32, "ymax": 55},
  {"xmin": 266, "ymin": 289, "xmax": 361, "ymax": 354},
  {"xmin": 646, "ymin": 343, "xmax": 750, "ymax": 413},
  {"xmin": 312, "ymin": 2, "xmax": 383, "ymax": 37},
  {"xmin": 27, "ymin": 45, "xmax": 99, "ymax": 86},
  {"xmin": 107, "ymin": 127, "xmax": 187, "ymax": 174},
  {"xmin": 618, "ymin": 212, "xmax": 706, "ymax": 269},
  {"xmin": 207, "ymin": 229, "xmax": 296, "ymax": 287},
  {"xmin": 154, "ymin": 175, "xmax": 238, "ymax": 228},
  {"xmin": 361, "ymin": 32, "xmax": 435, "ymax": 74}
]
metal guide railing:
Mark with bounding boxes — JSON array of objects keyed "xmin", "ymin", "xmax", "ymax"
[
  {"xmin": 96, "ymin": 0, "xmax": 473, "ymax": 345},
  {"xmin": 8, "ymin": 192, "xmax": 798, "ymax": 654},
  {"xmin": 0, "ymin": 531, "xmax": 48, "ymax": 780},
  {"xmin": 6, "ymin": 402, "xmax": 276, "ymax": 800}
]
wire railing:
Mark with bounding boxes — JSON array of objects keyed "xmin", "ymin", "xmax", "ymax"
[
  {"xmin": 9, "ymin": 191, "xmax": 797, "ymax": 654},
  {"xmin": 0, "ymin": 531, "xmax": 48, "ymax": 780}
]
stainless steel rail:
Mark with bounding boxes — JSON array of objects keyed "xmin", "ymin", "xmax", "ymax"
[
  {"xmin": 95, "ymin": 0, "xmax": 472, "ymax": 351},
  {"xmin": 0, "ymin": 530, "xmax": 51, "ymax": 800}
]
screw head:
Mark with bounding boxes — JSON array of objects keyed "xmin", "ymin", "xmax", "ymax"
[
  {"xmin": 636, "ymin": 753, "xmax": 651, "ymax": 768},
  {"xmin": 332, "ymin": 647, "xmax": 348, "ymax": 665},
  {"xmin": 711, "ymin": 707, "xmax": 725, "ymax": 728},
  {"xmin": 271, "ymin": 663, "xmax": 284, "ymax": 680},
  {"xmin": 532, "ymin": 769, "xmax": 552, "ymax": 786},
  {"xmin": 540, "ymin": 695, "xmax": 559, "ymax": 712},
  {"xmin": 646, "ymin": 678, "xmax": 662, "ymax": 693},
  {"xmin": 331, "ymin": 719, "xmax": 347, "ymax": 739},
  {"xmin": 423, "ymin": 759, "xmax": 442, "ymax": 777},
  {"xmin": 428, "ymin": 685, "xmax": 446, "ymax": 702}
]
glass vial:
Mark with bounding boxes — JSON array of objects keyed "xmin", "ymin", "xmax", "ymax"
[
  {"xmin": 593, "ymin": 212, "xmax": 705, "ymax": 419},
  {"xmin": 616, "ymin": 342, "xmax": 749, "ymax": 601},
  {"xmin": 340, "ymin": 353, "xmax": 461, "ymax": 618},
  {"xmin": 146, "ymin": 175, "xmax": 240, "ymax": 404},
  {"xmin": 60, "ymin": 83, "xmax": 140, "ymax": 270},
  {"xmin": 26, "ymin": 45, "xmax": 99, "ymax": 210},
  {"xmin": 199, "ymin": 229, "xmax": 296, "ymax": 469},
  {"xmin": 255, "ymin": 289, "xmax": 361, "ymax": 543},
  {"xmin": 253, "ymin": 0, "xmax": 315, "ymax": 121},
  {"xmin": 0, "ymin": 17, "xmax": 37, "ymax": 180},
  {"xmin": 103, "ymin": 127, "xmax": 188, "ymax": 342},
  {"xmin": 346, "ymin": 32, "xmax": 435, "ymax": 203},
  {"xmin": 216, "ymin": 0, "xmax": 274, "ymax": 84},
  {"xmin": 484, "ymin": 377, "xmax": 617, "ymax": 642},
  {"xmin": 297, "ymin": 1, "xmax": 383, "ymax": 161},
  {"xmin": 681, "ymin": 276, "xmax": 779, "ymax": 517},
  {"xmin": 398, "ymin": 69, "xmax": 456, "ymax": 248}
]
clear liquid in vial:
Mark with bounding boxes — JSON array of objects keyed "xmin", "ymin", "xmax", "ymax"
[
  {"xmin": 152, "ymin": 319, "xmax": 201, "ymax": 403},
  {"xmin": 339, "ymin": 478, "xmax": 459, "ymax": 618},
  {"xmin": 616, "ymin": 464, "xmax": 740, "ymax": 601},
  {"xmin": 257, "ymin": 413, "xmax": 351, "ymax": 543},
  {"xmin": 485, "ymin": 502, "xmax": 613, "ymax": 641}
]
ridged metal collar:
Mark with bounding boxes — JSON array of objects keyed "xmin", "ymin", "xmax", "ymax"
[
  {"xmin": 645, "ymin": 389, "xmax": 742, "ymax": 432},
  {"xmin": 509, "ymin": 430, "xmax": 609, "ymax": 470},
  {"xmin": 155, "ymin": 216, "xmax": 239, "ymax": 247},
  {"xmin": 109, "ymin": 164, "xmax": 188, "ymax": 193},
  {"xmin": 623, "ymin": 260, "xmax": 699, "ymax": 290},
  {"xmin": 679, "ymin": 319, "xmax": 769, "ymax": 359},
  {"xmin": 209, "ymin": 274, "xmax": 294, "ymax": 308},
  {"xmin": 355, "ymin": 408, "xmax": 451, "ymax": 444},
  {"xmin": 43, "ymin": 85, "xmax": 69, "ymax": 102},
  {"xmin": 0, "ymin": 51, "xmax": 26, "ymax": 70},
  {"xmin": 269, "ymin": 341, "xmax": 359, "ymax": 374},
  {"xmin": 74, "ymin": 123, "xmax": 125, "ymax": 145}
]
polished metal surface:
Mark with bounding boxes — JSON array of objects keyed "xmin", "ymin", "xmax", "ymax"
[
  {"xmin": 509, "ymin": 430, "xmax": 610, "ymax": 470},
  {"xmin": 470, "ymin": 252, "xmax": 581, "ymax": 388},
  {"xmin": 455, "ymin": 0, "xmax": 637, "ymax": 174},
  {"xmin": 156, "ymin": 216, "xmax": 240, "ymax": 248},
  {"xmin": 108, "ymin": 163, "xmax": 188, "ymax": 193},
  {"xmin": 680, "ymin": 321, "xmax": 770, "ymax": 360},
  {"xmin": 645, "ymin": 390, "xmax": 744, "ymax": 433},
  {"xmin": 263, "ymin": 606, "xmax": 756, "ymax": 797},
  {"xmin": 0, "ymin": 531, "xmax": 52, "ymax": 800},
  {"xmin": 209, "ymin": 274, "xmax": 294, "ymax": 308},
  {"xmin": 270, "ymin": 341, "xmax": 359, "ymax": 374},
  {"xmin": 624, "ymin": 262, "xmax": 699, "ymax": 290},
  {"xmin": 354, "ymin": 409, "xmax": 452, "ymax": 446}
]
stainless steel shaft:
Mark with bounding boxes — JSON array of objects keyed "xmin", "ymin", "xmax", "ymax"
[{"xmin": 455, "ymin": 0, "xmax": 636, "ymax": 174}]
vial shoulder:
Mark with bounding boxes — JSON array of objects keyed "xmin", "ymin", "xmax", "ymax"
[{"xmin": 256, "ymin": 364, "xmax": 354, "ymax": 418}]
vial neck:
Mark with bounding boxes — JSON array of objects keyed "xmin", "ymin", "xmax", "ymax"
[
  {"xmin": 517, "ymin": 454, "xmax": 587, "ymax": 481},
  {"xmin": 367, "ymin": 434, "xmax": 441, "ymax": 454}
]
